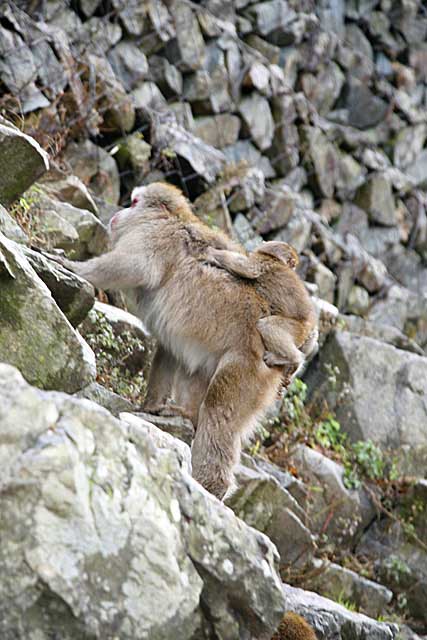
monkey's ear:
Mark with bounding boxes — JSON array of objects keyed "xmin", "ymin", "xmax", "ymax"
[{"xmin": 256, "ymin": 241, "xmax": 299, "ymax": 268}]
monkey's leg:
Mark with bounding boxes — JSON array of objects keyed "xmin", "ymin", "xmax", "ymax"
[
  {"xmin": 203, "ymin": 248, "xmax": 261, "ymax": 279},
  {"xmin": 143, "ymin": 345, "xmax": 178, "ymax": 414},
  {"xmin": 172, "ymin": 368, "xmax": 210, "ymax": 427},
  {"xmin": 191, "ymin": 354, "xmax": 278, "ymax": 500},
  {"xmin": 256, "ymin": 316, "xmax": 304, "ymax": 373}
]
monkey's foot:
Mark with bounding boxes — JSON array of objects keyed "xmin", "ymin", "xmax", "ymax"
[
  {"xmin": 143, "ymin": 402, "xmax": 192, "ymax": 420},
  {"xmin": 263, "ymin": 351, "xmax": 286, "ymax": 368}
]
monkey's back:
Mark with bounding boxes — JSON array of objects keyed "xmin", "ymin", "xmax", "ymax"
[{"xmin": 254, "ymin": 262, "xmax": 316, "ymax": 332}]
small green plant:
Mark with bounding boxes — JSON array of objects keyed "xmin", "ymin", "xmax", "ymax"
[
  {"xmin": 336, "ymin": 593, "xmax": 357, "ymax": 612},
  {"xmin": 82, "ymin": 310, "xmax": 152, "ymax": 403},
  {"xmin": 315, "ymin": 414, "xmax": 346, "ymax": 451},
  {"xmin": 282, "ymin": 378, "xmax": 308, "ymax": 424},
  {"xmin": 352, "ymin": 440, "xmax": 385, "ymax": 480}
]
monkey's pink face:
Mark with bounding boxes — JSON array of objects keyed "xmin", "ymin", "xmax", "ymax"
[{"xmin": 109, "ymin": 186, "xmax": 146, "ymax": 242}]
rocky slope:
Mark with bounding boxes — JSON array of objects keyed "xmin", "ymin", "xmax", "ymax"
[{"xmin": 0, "ymin": 0, "xmax": 427, "ymax": 638}]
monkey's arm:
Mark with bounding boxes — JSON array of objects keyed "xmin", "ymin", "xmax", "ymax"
[
  {"xmin": 56, "ymin": 252, "xmax": 147, "ymax": 290},
  {"xmin": 256, "ymin": 316, "xmax": 304, "ymax": 371},
  {"xmin": 203, "ymin": 247, "xmax": 261, "ymax": 279}
]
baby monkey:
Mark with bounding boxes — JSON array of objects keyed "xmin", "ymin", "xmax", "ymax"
[{"xmin": 203, "ymin": 241, "xmax": 318, "ymax": 383}]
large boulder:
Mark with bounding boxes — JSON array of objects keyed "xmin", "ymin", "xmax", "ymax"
[
  {"xmin": 281, "ymin": 584, "xmax": 396, "ymax": 640},
  {"xmin": 0, "ymin": 120, "xmax": 49, "ymax": 206},
  {"xmin": 0, "ymin": 364, "xmax": 286, "ymax": 640},
  {"xmin": 306, "ymin": 331, "xmax": 427, "ymax": 474},
  {"xmin": 0, "ymin": 233, "xmax": 95, "ymax": 393}
]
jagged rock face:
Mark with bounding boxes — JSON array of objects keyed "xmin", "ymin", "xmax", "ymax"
[
  {"xmin": 306, "ymin": 331, "xmax": 427, "ymax": 475},
  {"xmin": 0, "ymin": 121, "xmax": 49, "ymax": 206},
  {"xmin": 0, "ymin": 233, "xmax": 95, "ymax": 393},
  {"xmin": 281, "ymin": 584, "xmax": 397, "ymax": 640},
  {"xmin": 0, "ymin": 364, "xmax": 285, "ymax": 640}
]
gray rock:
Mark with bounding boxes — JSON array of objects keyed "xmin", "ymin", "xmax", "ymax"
[
  {"xmin": 346, "ymin": 284, "xmax": 370, "ymax": 316},
  {"xmin": 248, "ymin": 184, "xmax": 297, "ymax": 234},
  {"xmin": 244, "ymin": 33, "xmax": 280, "ymax": 64},
  {"xmin": 227, "ymin": 458, "xmax": 316, "ymax": 568},
  {"xmin": 167, "ymin": 1, "xmax": 206, "ymax": 72},
  {"xmin": 76, "ymin": 382, "xmax": 135, "ymax": 416},
  {"xmin": 309, "ymin": 260, "xmax": 337, "ymax": 303},
  {"xmin": 0, "ymin": 26, "xmax": 50, "ymax": 113},
  {"xmin": 344, "ymin": 79, "xmax": 388, "ymax": 130},
  {"xmin": 132, "ymin": 81, "xmax": 168, "ymax": 114},
  {"xmin": 306, "ymin": 559, "xmax": 393, "ymax": 618},
  {"xmin": 301, "ymin": 62, "xmax": 345, "ymax": 116},
  {"xmin": 152, "ymin": 113, "xmax": 225, "ymax": 183},
  {"xmin": 282, "ymin": 584, "xmax": 396, "ymax": 639},
  {"xmin": 111, "ymin": 0, "xmax": 147, "ymax": 36},
  {"xmin": 244, "ymin": 61, "xmax": 271, "ymax": 95},
  {"xmin": 21, "ymin": 247, "xmax": 95, "ymax": 327},
  {"xmin": 233, "ymin": 213, "xmax": 264, "ymax": 250},
  {"xmin": 115, "ymin": 133, "xmax": 152, "ymax": 183},
  {"xmin": 167, "ymin": 102, "xmax": 195, "ymax": 131},
  {"xmin": 306, "ymin": 331, "xmax": 427, "ymax": 474},
  {"xmin": 340, "ymin": 315, "xmax": 425, "ymax": 356},
  {"xmin": 289, "ymin": 445, "xmax": 375, "ymax": 545},
  {"xmin": 228, "ymin": 167, "xmax": 265, "ymax": 213},
  {"xmin": 0, "ymin": 204, "xmax": 28, "ymax": 244},
  {"xmin": 81, "ymin": 301, "xmax": 154, "ymax": 380},
  {"xmin": 108, "ymin": 41, "xmax": 149, "ymax": 90},
  {"xmin": 358, "ymin": 519, "xmax": 427, "ymax": 626},
  {"xmin": 64, "ymin": 140, "xmax": 120, "ymax": 206},
  {"xmin": 126, "ymin": 412, "xmax": 194, "ymax": 446},
  {"xmin": 0, "ymin": 234, "xmax": 95, "ymax": 393},
  {"xmin": 79, "ymin": 16, "xmax": 122, "ymax": 53},
  {"xmin": 267, "ymin": 94, "xmax": 299, "ymax": 176},
  {"xmin": 40, "ymin": 175, "xmax": 98, "ymax": 214},
  {"xmin": 383, "ymin": 245, "xmax": 427, "ymax": 297},
  {"xmin": 368, "ymin": 284, "xmax": 427, "ymax": 350},
  {"xmin": 354, "ymin": 173, "xmax": 397, "ymax": 227},
  {"xmin": 0, "ymin": 365, "xmax": 285, "ymax": 639},
  {"xmin": 223, "ymin": 141, "xmax": 276, "ymax": 178},
  {"xmin": 336, "ymin": 203, "xmax": 400, "ymax": 258},
  {"xmin": 149, "ymin": 55, "xmax": 182, "ymax": 97},
  {"xmin": 394, "ymin": 124, "xmax": 427, "ymax": 170},
  {"xmin": 0, "ymin": 121, "xmax": 49, "ymax": 206},
  {"xmin": 303, "ymin": 126, "xmax": 340, "ymax": 198},
  {"xmin": 193, "ymin": 114, "xmax": 241, "ymax": 148},
  {"xmin": 239, "ymin": 93, "xmax": 274, "ymax": 151},
  {"xmin": 35, "ymin": 193, "xmax": 108, "ymax": 259},
  {"xmin": 88, "ymin": 55, "xmax": 135, "ymax": 133},
  {"xmin": 274, "ymin": 209, "xmax": 313, "ymax": 252},
  {"xmin": 405, "ymin": 149, "xmax": 427, "ymax": 189}
]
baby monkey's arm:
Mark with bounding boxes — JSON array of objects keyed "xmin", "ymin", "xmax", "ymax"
[{"xmin": 203, "ymin": 246, "xmax": 261, "ymax": 279}]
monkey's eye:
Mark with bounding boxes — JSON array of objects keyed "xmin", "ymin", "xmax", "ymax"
[{"xmin": 131, "ymin": 197, "xmax": 139, "ymax": 207}]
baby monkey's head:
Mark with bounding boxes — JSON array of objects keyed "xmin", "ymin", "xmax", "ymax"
[{"xmin": 256, "ymin": 241, "xmax": 299, "ymax": 270}]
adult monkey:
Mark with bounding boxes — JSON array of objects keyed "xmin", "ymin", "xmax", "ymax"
[{"xmin": 57, "ymin": 182, "xmax": 283, "ymax": 499}]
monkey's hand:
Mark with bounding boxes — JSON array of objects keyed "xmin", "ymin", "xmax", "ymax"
[{"xmin": 39, "ymin": 250, "xmax": 77, "ymax": 273}]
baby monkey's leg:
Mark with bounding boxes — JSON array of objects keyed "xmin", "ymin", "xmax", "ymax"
[
  {"xmin": 300, "ymin": 327, "xmax": 319, "ymax": 359},
  {"xmin": 203, "ymin": 247, "xmax": 261, "ymax": 279},
  {"xmin": 256, "ymin": 316, "xmax": 304, "ymax": 375}
]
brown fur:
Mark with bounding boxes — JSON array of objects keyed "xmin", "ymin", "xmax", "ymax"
[
  {"xmin": 57, "ymin": 182, "xmax": 283, "ymax": 500},
  {"xmin": 271, "ymin": 612, "xmax": 317, "ymax": 640},
  {"xmin": 203, "ymin": 241, "xmax": 318, "ymax": 381}
]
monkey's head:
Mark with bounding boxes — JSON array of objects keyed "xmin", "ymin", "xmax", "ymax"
[
  {"xmin": 256, "ymin": 241, "xmax": 299, "ymax": 269},
  {"xmin": 109, "ymin": 182, "xmax": 196, "ymax": 242}
]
